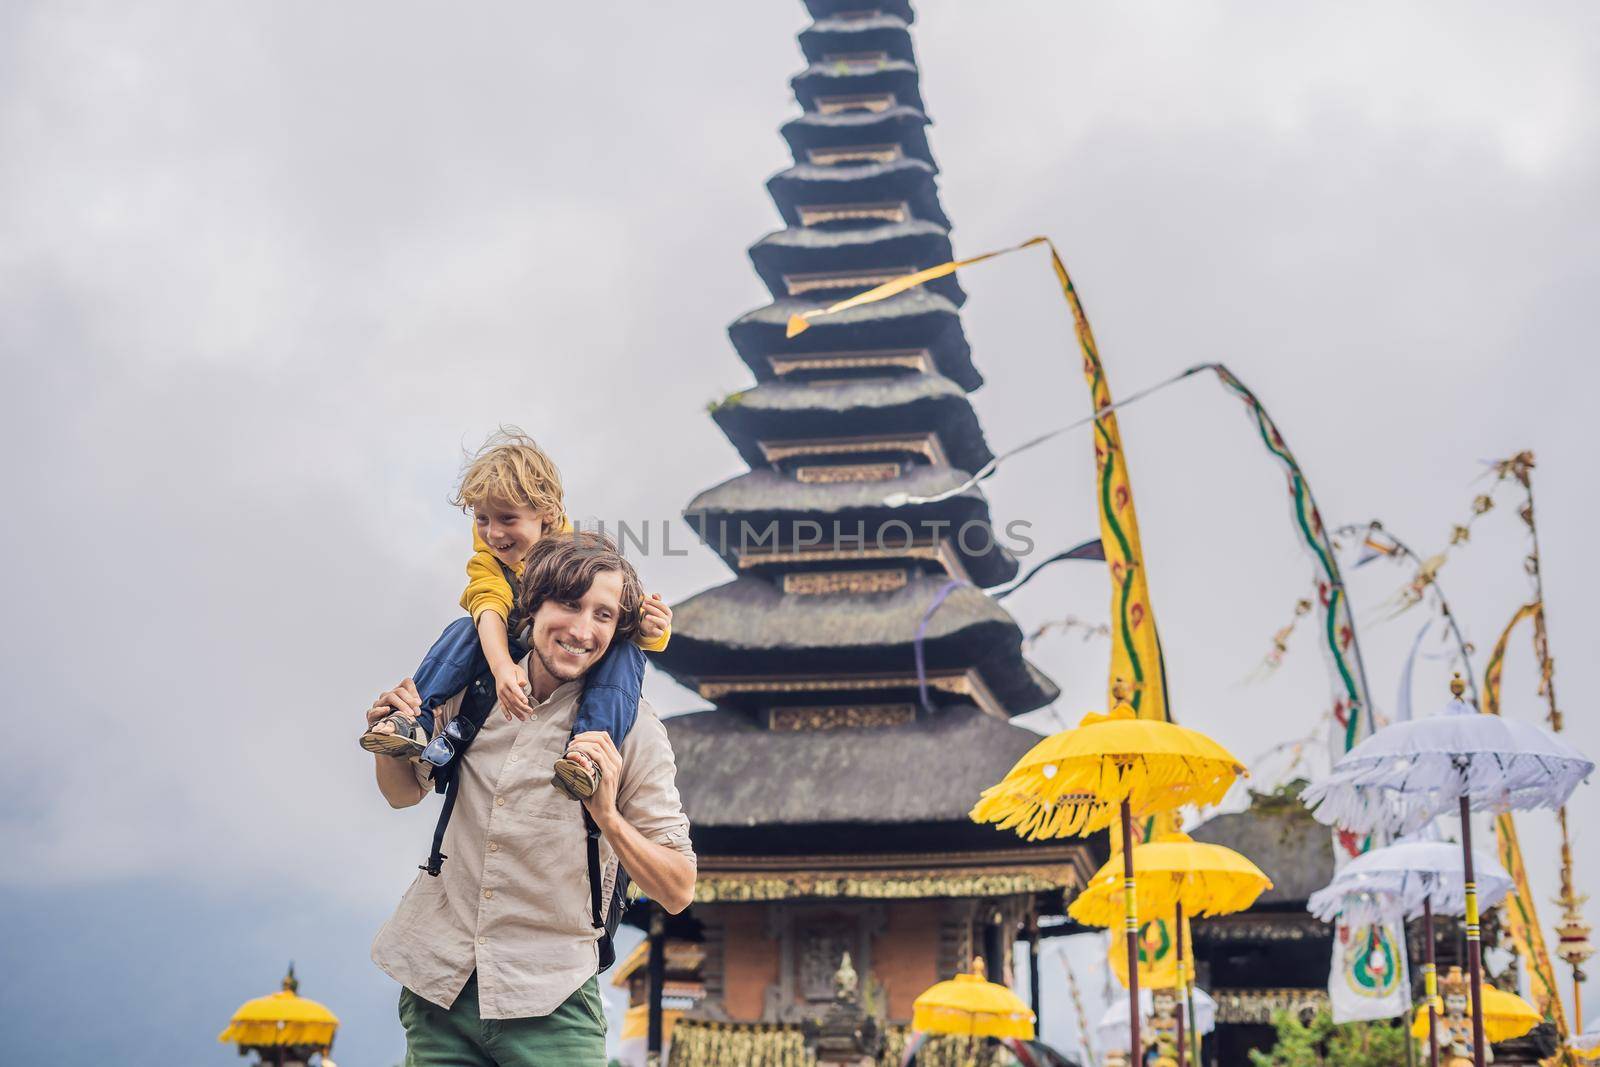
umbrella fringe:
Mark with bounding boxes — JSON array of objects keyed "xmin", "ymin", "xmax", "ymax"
[
  {"xmin": 1068, "ymin": 869, "xmax": 1271, "ymax": 925},
  {"xmin": 1303, "ymin": 750, "xmax": 1590, "ymax": 836},
  {"xmin": 969, "ymin": 754, "xmax": 1239, "ymax": 839},
  {"xmin": 218, "ymin": 1021, "xmax": 337, "ymax": 1047}
]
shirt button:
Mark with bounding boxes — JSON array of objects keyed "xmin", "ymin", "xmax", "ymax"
[
  {"xmin": 484, "ymin": 888, "xmax": 494, "ymax": 899},
  {"xmin": 510, "ymin": 754, "xmax": 520, "ymax": 762},
  {"xmin": 495, "ymin": 796, "xmax": 505, "ymax": 806},
  {"xmin": 477, "ymin": 936, "xmax": 487, "ymax": 945},
  {"xmin": 488, "ymin": 842, "xmax": 500, "ymax": 853}
]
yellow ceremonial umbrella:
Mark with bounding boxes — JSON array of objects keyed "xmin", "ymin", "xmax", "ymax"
[
  {"xmin": 970, "ymin": 705, "xmax": 1242, "ymax": 842},
  {"xmin": 971, "ymin": 701, "xmax": 1245, "ymax": 1062},
  {"xmin": 218, "ymin": 966, "xmax": 339, "ymax": 1053},
  {"xmin": 911, "ymin": 957, "xmax": 1036, "ymax": 1041},
  {"xmin": 1070, "ymin": 831, "xmax": 1271, "ymax": 1067},
  {"xmin": 1408, "ymin": 976, "xmax": 1541, "ymax": 1043},
  {"xmin": 1070, "ymin": 832, "xmax": 1273, "ymax": 925}
]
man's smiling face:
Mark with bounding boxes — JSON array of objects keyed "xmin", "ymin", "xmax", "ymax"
[{"xmin": 529, "ymin": 568, "xmax": 622, "ymax": 684}]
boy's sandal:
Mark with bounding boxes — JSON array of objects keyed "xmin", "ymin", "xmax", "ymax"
[
  {"xmin": 552, "ymin": 757, "xmax": 601, "ymax": 801},
  {"xmin": 360, "ymin": 711, "xmax": 427, "ymax": 757}
]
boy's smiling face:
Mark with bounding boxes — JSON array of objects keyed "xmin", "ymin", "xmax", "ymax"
[{"xmin": 475, "ymin": 497, "xmax": 547, "ymax": 568}]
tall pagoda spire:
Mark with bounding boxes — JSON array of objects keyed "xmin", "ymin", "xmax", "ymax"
[
  {"xmin": 665, "ymin": 0, "xmax": 1056, "ymax": 728},
  {"xmin": 648, "ymin": 3, "xmax": 1094, "ymax": 1047}
]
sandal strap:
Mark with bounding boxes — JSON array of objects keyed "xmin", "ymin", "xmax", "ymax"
[{"xmin": 371, "ymin": 710, "xmax": 425, "ymax": 742}]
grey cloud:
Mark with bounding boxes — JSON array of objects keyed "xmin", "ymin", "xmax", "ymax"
[{"xmin": 1, "ymin": 0, "xmax": 1596, "ymax": 1060}]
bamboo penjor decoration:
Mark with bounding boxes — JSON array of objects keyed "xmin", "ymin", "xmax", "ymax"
[
  {"xmin": 1500, "ymin": 452, "xmax": 1591, "ymax": 1038},
  {"xmin": 1425, "ymin": 449, "xmax": 1585, "ymax": 1043}
]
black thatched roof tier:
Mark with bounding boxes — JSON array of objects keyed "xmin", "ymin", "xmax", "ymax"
[
  {"xmin": 768, "ymin": 157, "xmax": 948, "ymax": 229},
  {"xmin": 781, "ymin": 104, "xmax": 933, "ymax": 166},
  {"xmin": 665, "ymin": 705, "xmax": 1061, "ymax": 830},
  {"xmin": 747, "ymin": 220, "xmax": 965, "ymax": 305},
  {"xmin": 683, "ymin": 465, "xmax": 1020, "ymax": 587},
  {"xmin": 800, "ymin": 13, "xmax": 915, "ymax": 65},
  {"xmin": 728, "ymin": 290, "xmax": 980, "ymax": 391},
  {"xmin": 792, "ymin": 58, "xmax": 923, "ymax": 114},
  {"xmin": 657, "ymin": 574, "xmax": 1055, "ymax": 714},
  {"xmin": 1189, "ymin": 789, "xmax": 1335, "ymax": 906},
  {"xmin": 710, "ymin": 373, "xmax": 992, "ymax": 474},
  {"xmin": 804, "ymin": 0, "xmax": 915, "ymax": 23}
]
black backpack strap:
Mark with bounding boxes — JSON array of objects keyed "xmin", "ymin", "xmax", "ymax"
[
  {"xmin": 420, "ymin": 672, "xmax": 499, "ymax": 876},
  {"xmin": 585, "ymin": 808, "xmax": 629, "ymax": 973},
  {"xmin": 421, "ymin": 773, "xmax": 460, "ymax": 876},
  {"xmin": 584, "ymin": 809, "xmax": 605, "ymax": 929}
]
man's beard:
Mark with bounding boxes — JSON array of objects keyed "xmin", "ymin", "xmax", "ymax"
[{"xmin": 531, "ymin": 636, "xmax": 589, "ymax": 684}]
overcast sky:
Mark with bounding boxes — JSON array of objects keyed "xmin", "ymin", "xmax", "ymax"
[{"xmin": 2, "ymin": 2, "xmax": 1597, "ymax": 1064}]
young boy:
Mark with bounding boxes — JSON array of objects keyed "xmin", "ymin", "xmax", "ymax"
[{"xmin": 361, "ymin": 428, "xmax": 670, "ymax": 799}]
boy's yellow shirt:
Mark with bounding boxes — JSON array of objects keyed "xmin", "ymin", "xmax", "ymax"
[{"xmin": 461, "ymin": 517, "xmax": 670, "ymax": 653}]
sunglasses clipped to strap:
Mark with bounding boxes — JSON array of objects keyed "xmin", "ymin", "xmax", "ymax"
[{"xmin": 420, "ymin": 715, "xmax": 480, "ymax": 769}]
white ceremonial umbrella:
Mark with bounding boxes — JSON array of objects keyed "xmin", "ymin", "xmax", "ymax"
[
  {"xmin": 1308, "ymin": 837, "xmax": 1513, "ymax": 928},
  {"xmin": 1308, "ymin": 836, "xmax": 1514, "ymax": 1067},
  {"xmin": 1095, "ymin": 987, "xmax": 1217, "ymax": 1054},
  {"xmin": 1303, "ymin": 680, "xmax": 1593, "ymax": 1067}
]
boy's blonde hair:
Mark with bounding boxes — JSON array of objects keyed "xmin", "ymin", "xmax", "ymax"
[{"xmin": 451, "ymin": 427, "xmax": 565, "ymax": 523}]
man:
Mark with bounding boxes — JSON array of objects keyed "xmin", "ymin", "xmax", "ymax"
[{"xmin": 366, "ymin": 531, "xmax": 696, "ymax": 1066}]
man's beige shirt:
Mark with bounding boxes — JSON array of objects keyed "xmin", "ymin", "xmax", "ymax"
[{"xmin": 371, "ymin": 665, "xmax": 694, "ymax": 1019}]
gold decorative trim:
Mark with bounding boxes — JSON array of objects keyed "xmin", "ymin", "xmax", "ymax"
[
  {"xmin": 797, "ymin": 201, "xmax": 910, "ymax": 226},
  {"xmin": 816, "ymin": 92, "xmax": 897, "ymax": 115},
  {"xmin": 785, "ymin": 267, "xmax": 915, "ymax": 296},
  {"xmin": 706, "ymin": 844, "xmax": 1093, "ymax": 873},
  {"xmin": 735, "ymin": 537, "xmax": 970, "ymax": 584},
  {"xmin": 807, "ymin": 143, "xmax": 903, "ymax": 166},
  {"xmin": 794, "ymin": 463, "xmax": 901, "ymax": 485},
  {"xmin": 760, "ymin": 432, "xmax": 946, "ymax": 467},
  {"xmin": 1194, "ymin": 913, "xmax": 1329, "ymax": 942},
  {"xmin": 768, "ymin": 348, "xmax": 932, "ymax": 378},
  {"xmin": 782, "ymin": 568, "xmax": 908, "ymax": 595},
  {"xmin": 767, "ymin": 703, "xmax": 915, "ymax": 731},
  {"xmin": 1210, "ymin": 987, "xmax": 1329, "ymax": 1026},
  {"xmin": 694, "ymin": 866, "xmax": 1083, "ymax": 904},
  {"xmin": 698, "ymin": 668, "xmax": 1006, "ymax": 721},
  {"xmin": 820, "ymin": 50, "xmax": 892, "ymax": 65},
  {"xmin": 668, "ymin": 1021, "xmax": 996, "ymax": 1067}
]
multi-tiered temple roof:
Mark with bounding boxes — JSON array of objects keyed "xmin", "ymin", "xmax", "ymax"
[
  {"xmin": 650, "ymin": 6, "xmax": 1095, "ymax": 1023},
  {"xmin": 660, "ymin": 0, "xmax": 1068, "ymax": 864}
]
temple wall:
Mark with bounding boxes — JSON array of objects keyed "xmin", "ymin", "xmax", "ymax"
[
  {"xmin": 870, "ymin": 899, "xmax": 942, "ymax": 1021},
  {"xmin": 718, "ymin": 905, "xmax": 779, "ymax": 1021}
]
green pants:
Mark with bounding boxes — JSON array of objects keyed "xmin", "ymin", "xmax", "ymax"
[{"xmin": 399, "ymin": 972, "xmax": 607, "ymax": 1066}]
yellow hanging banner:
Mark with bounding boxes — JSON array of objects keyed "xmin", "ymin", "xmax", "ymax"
[
  {"xmin": 1046, "ymin": 243, "xmax": 1172, "ymax": 722},
  {"xmin": 1108, "ymin": 912, "xmax": 1195, "ymax": 991}
]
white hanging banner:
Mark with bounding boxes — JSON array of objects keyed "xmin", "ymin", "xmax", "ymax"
[{"xmin": 1329, "ymin": 908, "xmax": 1411, "ymax": 1022}]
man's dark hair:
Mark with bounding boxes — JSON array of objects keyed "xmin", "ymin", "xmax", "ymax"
[{"xmin": 514, "ymin": 530, "xmax": 644, "ymax": 645}]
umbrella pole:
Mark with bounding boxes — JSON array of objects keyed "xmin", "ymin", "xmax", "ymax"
[
  {"xmin": 1175, "ymin": 900, "xmax": 1186, "ymax": 1067},
  {"xmin": 1179, "ymin": 901, "xmax": 1201, "ymax": 1067},
  {"xmin": 1459, "ymin": 795, "xmax": 1487, "ymax": 1067},
  {"xmin": 1121, "ymin": 799, "xmax": 1141, "ymax": 1063},
  {"xmin": 1423, "ymin": 896, "xmax": 1440, "ymax": 1067}
]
